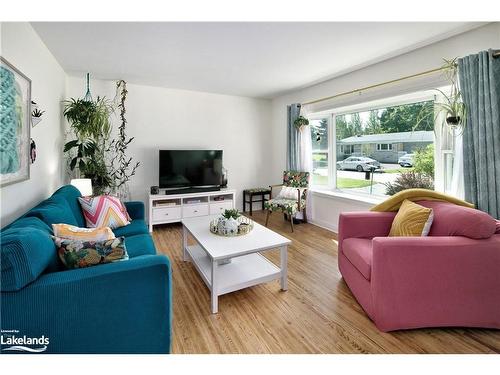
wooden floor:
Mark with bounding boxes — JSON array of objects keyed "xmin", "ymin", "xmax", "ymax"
[{"xmin": 152, "ymin": 211, "xmax": 500, "ymax": 354}]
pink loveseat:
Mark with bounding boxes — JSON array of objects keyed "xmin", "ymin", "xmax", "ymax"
[{"xmin": 338, "ymin": 201, "xmax": 500, "ymax": 332}]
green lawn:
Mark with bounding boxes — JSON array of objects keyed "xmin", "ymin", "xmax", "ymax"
[
  {"xmin": 337, "ymin": 177, "xmax": 373, "ymax": 189},
  {"xmin": 312, "ymin": 174, "xmax": 375, "ymax": 189},
  {"xmin": 383, "ymin": 167, "xmax": 414, "ymax": 174}
]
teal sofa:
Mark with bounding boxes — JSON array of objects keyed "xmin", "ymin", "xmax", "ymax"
[{"xmin": 0, "ymin": 185, "xmax": 172, "ymax": 353}]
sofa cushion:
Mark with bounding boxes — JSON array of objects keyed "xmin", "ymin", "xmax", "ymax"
[
  {"xmin": 113, "ymin": 219, "xmax": 149, "ymax": 238},
  {"xmin": 389, "ymin": 200, "xmax": 434, "ymax": 237},
  {"xmin": 51, "ymin": 185, "xmax": 86, "ymax": 227},
  {"xmin": 26, "ymin": 196, "xmax": 79, "ymax": 227},
  {"xmin": 78, "ymin": 195, "xmax": 130, "ymax": 229},
  {"xmin": 1, "ymin": 228, "xmax": 58, "ymax": 291},
  {"xmin": 418, "ymin": 200, "xmax": 496, "ymax": 239},
  {"xmin": 342, "ymin": 238, "xmax": 373, "ymax": 280},
  {"xmin": 54, "ymin": 236, "xmax": 128, "ymax": 269},
  {"xmin": 124, "ymin": 234, "xmax": 157, "ymax": 258},
  {"xmin": 4, "ymin": 216, "xmax": 52, "ymax": 234},
  {"xmin": 52, "ymin": 223, "xmax": 115, "ymax": 241}
]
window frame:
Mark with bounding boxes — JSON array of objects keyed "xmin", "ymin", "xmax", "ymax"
[
  {"xmin": 308, "ymin": 115, "xmax": 333, "ymax": 187},
  {"xmin": 376, "ymin": 143, "xmax": 393, "ymax": 151},
  {"xmin": 307, "ymin": 90, "xmax": 441, "ymax": 197}
]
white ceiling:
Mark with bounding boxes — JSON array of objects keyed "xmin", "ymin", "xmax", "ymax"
[{"xmin": 32, "ymin": 22, "xmax": 484, "ymax": 98}]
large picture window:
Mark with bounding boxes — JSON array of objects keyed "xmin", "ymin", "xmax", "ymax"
[{"xmin": 309, "ymin": 94, "xmax": 442, "ymax": 197}]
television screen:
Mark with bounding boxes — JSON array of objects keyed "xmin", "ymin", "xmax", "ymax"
[{"xmin": 159, "ymin": 150, "xmax": 223, "ymax": 188}]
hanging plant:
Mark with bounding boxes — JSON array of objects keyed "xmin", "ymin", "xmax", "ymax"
[
  {"xmin": 436, "ymin": 58, "xmax": 467, "ymax": 130},
  {"xmin": 294, "ymin": 115, "xmax": 309, "ymax": 129},
  {"xmin": 107, "ymin": 80, "xmax": 140, "ymax": 199},
  {"xmin": 414, "ymin": 58, "xmax": 467, "ymax": 132}
]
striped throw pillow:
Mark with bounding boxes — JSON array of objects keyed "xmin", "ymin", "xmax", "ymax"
[
  {"xmin": 389, "ymin": 199, "xmax": 434, "ymax": 237},
  {"xmin": 52, "ymin": 223, "xmax": 115, "ymax": 241},
  {"xmin": 78, "ymin": 195, "xmax": 130, "ymax": 229}
]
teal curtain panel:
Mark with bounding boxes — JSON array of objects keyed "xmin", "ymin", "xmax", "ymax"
[
  {"xmin": 459, "ymin": 50, "xmax": 500, "ymax": 219},
  {"xmin": 286, "ymin": 103, "xmax": 301, "ymax": 171}
]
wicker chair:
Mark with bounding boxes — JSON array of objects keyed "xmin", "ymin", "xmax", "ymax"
[{"xmin": 264, "ymin": 171, "xmax": 310, "ymax": 232}]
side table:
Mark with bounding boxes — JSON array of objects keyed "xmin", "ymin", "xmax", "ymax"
[{"xmin": 243, "ymin": 188, "xmax": 271, "ymax": 216}]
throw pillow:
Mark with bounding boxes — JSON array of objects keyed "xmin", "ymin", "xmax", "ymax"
[
  {"xmin": 78, "ymin": 195, "xmax": 130, "ymax": 229},
  {"xmin": 277, "ymin": 186, "xmax": 300, "ymax": 200},
  {"xmin": 53, "ymin": 236, "xmax": 129, "ymax": 269},
  {"xmin": 52, "ymin": 223, "xmax": 115, "ymax": 241},
  {"xmin": 389, "ymin": 199, "xmax": 434, "ymax": 237}
]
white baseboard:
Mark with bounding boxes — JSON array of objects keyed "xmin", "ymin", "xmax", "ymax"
[{"xmin": 309, "ymin": 218, "xmax": 338, "ymax": 233}]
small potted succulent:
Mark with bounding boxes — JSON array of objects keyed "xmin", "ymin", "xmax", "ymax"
[
  {"xmin": 31, "ymin": 108, "xmax": 45, "ymax": 127},
  {"xmin": 215, "ymin": 209, "xmax": 241, "ymax": 235},
  {"xmin": 294, "ymin": 115, "xmax": 309, "ymax": 129}
]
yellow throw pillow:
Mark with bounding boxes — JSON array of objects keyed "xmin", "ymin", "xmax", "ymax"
[
  {"xmin": 52, "ymin": 223, "xmax": 115, "ymax": 241},
  {"xmin": 389, "ymin": 199, "xmax": 434, "ymax": 237}
]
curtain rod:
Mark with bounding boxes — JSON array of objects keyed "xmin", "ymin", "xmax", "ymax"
[
  {"xmin": 302, "ymin": 50, "xmax": 500, "ymax": 106},
  {"xmin": 302, "ymin": 66, "xmax": 445, "ymax": 106}
]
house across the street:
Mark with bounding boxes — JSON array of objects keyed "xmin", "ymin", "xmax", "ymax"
[{"xmin": 337, "ymin": 130, "xmax": 434, "ymax": 163}]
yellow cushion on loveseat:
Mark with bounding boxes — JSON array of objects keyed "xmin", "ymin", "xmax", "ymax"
[{"xmin": 389, "ymin": 199, "xmax": 434, "ymax": 237}]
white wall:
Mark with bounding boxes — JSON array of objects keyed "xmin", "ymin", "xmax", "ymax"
[
  {"xmin": 66, "ymin": 77, "xmax": 273, "ymax": 211},
  {"xmin": 0, "ymin": 23, "xmax": 67, "ymax": 227},
  {"xmin": 271, "ymin": 22, "xmax": 500, "ymax": 231}
]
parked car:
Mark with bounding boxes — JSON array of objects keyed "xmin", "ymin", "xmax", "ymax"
[
  {"xmin": 398, "ymin": 153, "xmax": 414, "ymax": 167},
  {"xmin": 336, "ymin": 156, "xmax": 381, "ymax": 172}
]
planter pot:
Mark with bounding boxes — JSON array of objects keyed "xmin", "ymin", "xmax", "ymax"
[
  {"xmin": 446, "ymin": 116, "xmax": 461, "ymax": 127},
  {"xmin": 31, "ymin": 116, "xmax": 42, "ymax": 127}
]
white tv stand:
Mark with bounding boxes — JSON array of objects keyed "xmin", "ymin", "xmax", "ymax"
[{"xmin": 148, "ymin": 188, "xmax": 236, "ymax": 232}]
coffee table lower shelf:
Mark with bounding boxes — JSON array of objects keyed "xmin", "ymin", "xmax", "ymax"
[{"xmin": 185, "ymin": 244, "xmax": 281, "ymax": 297}]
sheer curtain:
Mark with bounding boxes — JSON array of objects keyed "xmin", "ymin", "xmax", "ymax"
[{"xmin": 449, "ymin": 129, "xmax": 464, "ymax": 198}]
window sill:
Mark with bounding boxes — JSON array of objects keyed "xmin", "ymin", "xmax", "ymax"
[{"xmin": 310, "ymin": 187, "xmax": 385, "ymax": 205}]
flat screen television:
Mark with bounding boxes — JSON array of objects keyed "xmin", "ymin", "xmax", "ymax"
[{"xmin": 159, "ymin": 150, "xmax": 223, "ymax": 190}]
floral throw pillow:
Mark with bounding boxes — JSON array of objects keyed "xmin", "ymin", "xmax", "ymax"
[
  {"xmin": 53, "ymin": 236, "xmax": 129, "ymax": 269},
  {"xmin": 78, "ymin": 195, "xmax": 130, "ymax": 229}
]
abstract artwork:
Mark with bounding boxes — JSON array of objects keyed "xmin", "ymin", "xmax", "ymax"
[{"xmin": 0, "ymin": 57, "xmax": 31, "ymax": 187}]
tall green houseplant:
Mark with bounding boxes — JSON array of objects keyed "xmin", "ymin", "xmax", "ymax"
[{"xmin": 64, "ymin": 96, "xmax": 114, "ymax": 194}]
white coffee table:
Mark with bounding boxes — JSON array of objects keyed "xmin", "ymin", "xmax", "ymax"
[{"xmin": 182, "ymin": 215, "xmax": 291, "ymax": 313}]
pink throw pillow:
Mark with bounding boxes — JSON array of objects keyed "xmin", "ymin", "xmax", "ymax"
[
  {"xmin": 78, "ymin": 195, "xmax": 130, "ymax": 229},
  {"xmin": 417, "ymin": 201, "xmax": 496, "ymax": 239}
]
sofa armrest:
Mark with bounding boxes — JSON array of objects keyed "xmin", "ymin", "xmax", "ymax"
[
  {"xmin": 124, "ymin": 201, "xmax": 145, "ymax": 220},
  {"xmin": 338, "ymin": 212, "xmax": 396, "ymax": 252},
  {"xmin": 1, "ymin": 255, "xmax": 172, "ymax": 353},
  {"xmin": 370, "ymin": 236, "xmax": 500, "ymax": 330}
]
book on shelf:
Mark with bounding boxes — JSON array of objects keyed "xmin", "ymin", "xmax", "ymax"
[{"xmin": 186, "ymin": 199, "xmax": 202, "ymax": 204}]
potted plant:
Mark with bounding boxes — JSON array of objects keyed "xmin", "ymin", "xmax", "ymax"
[
  {"xmin": 31, "ymin": 108, "xmax": 45, "ymax": 127},
  {"xmin": 436, "ymin": 58, "xmax": 467, "ymax": 130},
  {"xmin": 294, "ymin": 115, "xmax": 309, "ymax": 129},
  {"xmin": 63, "ymin": 96, "xmax": 114, "ymax": 194},
  {"xmin": 216, "ymin": 209, "xmax": 241, "ymax": 235}
]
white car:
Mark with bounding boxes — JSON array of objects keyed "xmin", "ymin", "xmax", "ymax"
[
  {"xmin": 398, "ymin": 154, "xmax": 414, "ymax": 167},
  {"xmin": 336, "ymin": 156, "xmax": 381, "ymax": 172}
]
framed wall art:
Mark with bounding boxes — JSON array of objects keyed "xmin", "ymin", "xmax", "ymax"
[{"xmin": 0, "ymin": 56, "xmax": 31, "ymax": 187}]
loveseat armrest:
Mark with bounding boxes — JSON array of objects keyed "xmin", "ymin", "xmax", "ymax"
[
  {"xmin": 1, "ymin": 255, "xmax": 172, "ymax": 353},
  {"xmin": 370, "ymin": 235, "xmax": 500, "ymax": 331},
  {"xmin": 124, "ymin": 201, "xmax": 145, "ymax": 220},
  {"xmin": 338, "ymin": 212, "xmax": 396, "ymax": 252}
]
